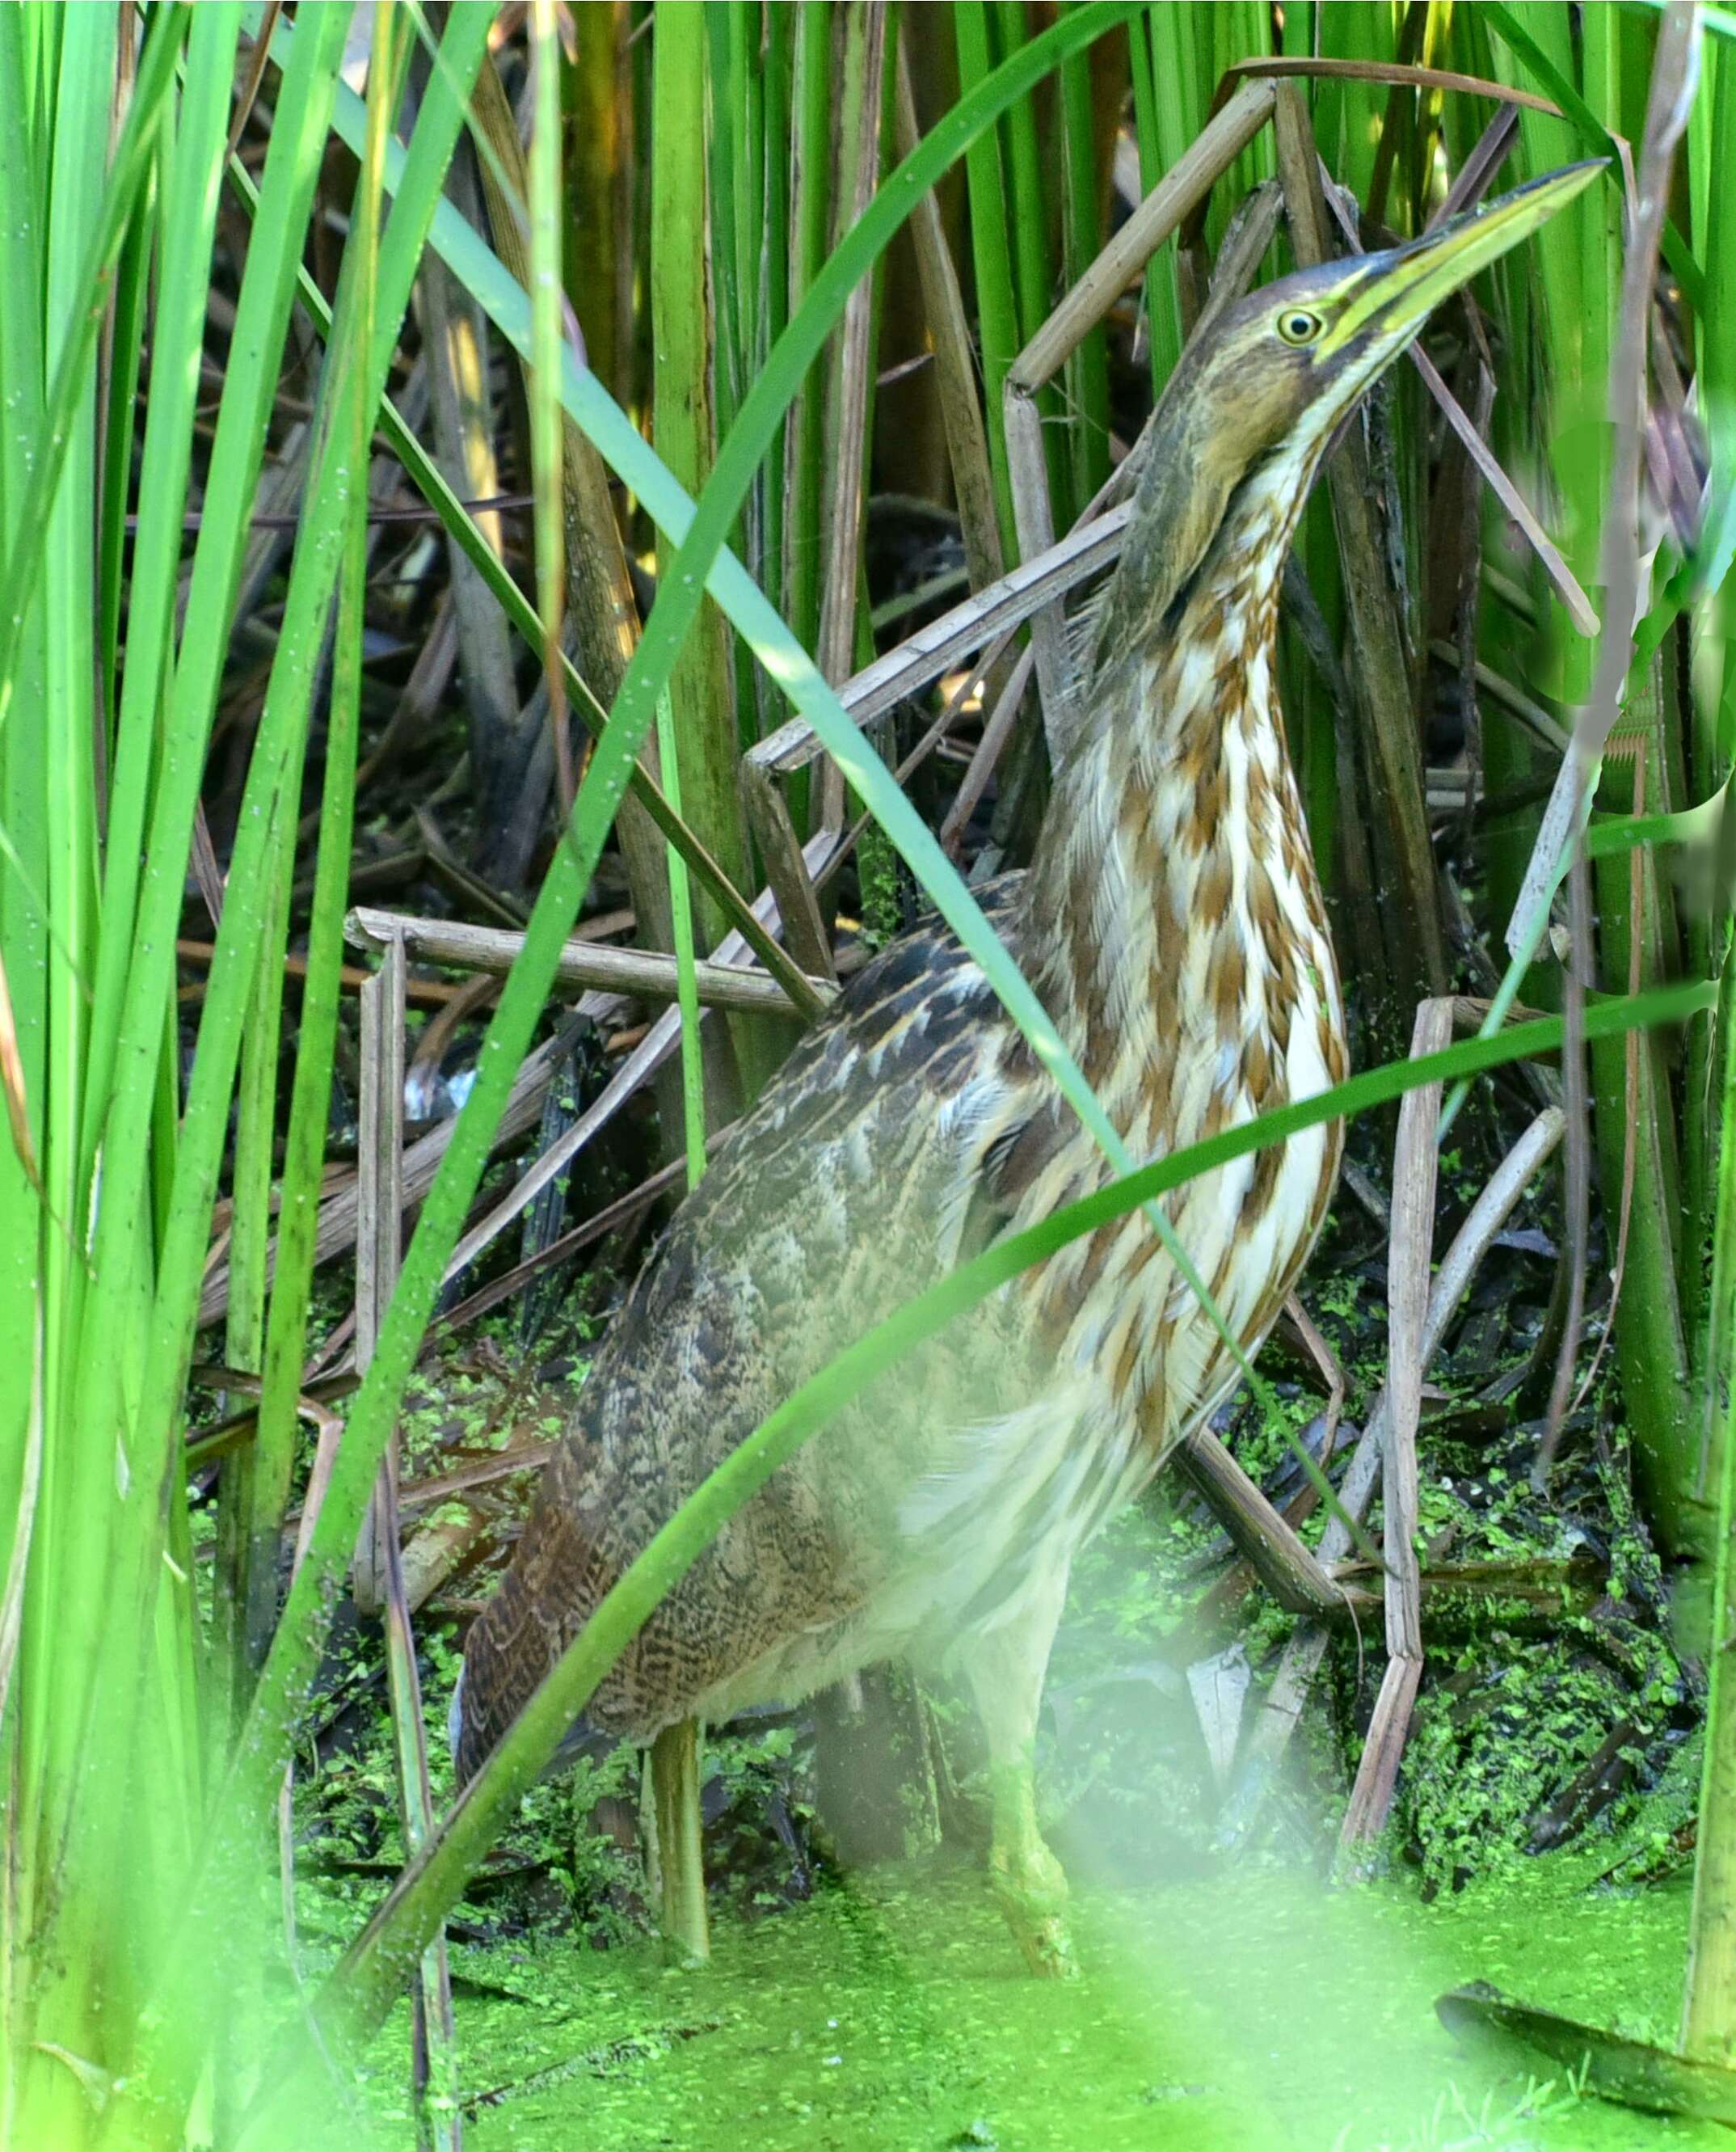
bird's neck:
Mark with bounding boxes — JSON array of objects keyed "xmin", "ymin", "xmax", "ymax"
[{"xmin": 1023, "ymin": 483, "xmax": 1340, "ymax": 1142}]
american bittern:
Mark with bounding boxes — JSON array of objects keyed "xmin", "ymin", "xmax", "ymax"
[{"xmin": 454, "ymin": 162, "xmax": 1598, "ymax": 1976}]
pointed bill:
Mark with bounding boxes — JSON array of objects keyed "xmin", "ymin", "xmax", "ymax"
[{"xmin": 1321, "ymin": 159, "xmax": 1607, "ymax": 365}]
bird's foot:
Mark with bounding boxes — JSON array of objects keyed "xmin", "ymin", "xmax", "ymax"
[{"xmin": 988, "ymin": 1833, "xmax": 1077, "ymax": 1980}]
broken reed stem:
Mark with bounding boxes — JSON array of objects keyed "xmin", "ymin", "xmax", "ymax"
[
  {"xmin": 1223, "ymin": 1102, "xmax": 1564, "ymax": 1842},
  {"xmin": 352, "ymin": 938, "xmax": 407, "ymax": 1618},
  {"xmin": 1338, "ymin": 997, "xmax": 1455, "ymax": 1851},
  {"xmin": 346, "ymin": 907, "xmax": 839, "ymax": 1016},
  {"xmin": 354, "ymin": 930, "xmax": 459, "ymax": 2143}
]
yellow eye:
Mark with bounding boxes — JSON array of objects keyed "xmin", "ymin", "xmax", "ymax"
[{"xmin": 1276, "ymin": 308, "xmax": 1323, "ymax": 346}]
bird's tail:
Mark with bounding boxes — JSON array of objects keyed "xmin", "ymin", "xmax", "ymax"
[{"xmin": 451, "ymin": 1462, "xmax": 627, "ymax": 1785}]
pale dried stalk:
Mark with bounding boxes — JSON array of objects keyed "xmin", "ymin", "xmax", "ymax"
[
  {"xmin": 1226, "ymin": 1103, "xmax": 1565, "ymax": 1838},
  {"xmin": 1283, "ymin": 1290, "xmax": 1347, "ymax": 1473},
  {"xmin": 1407, "ymin": 340, "xmax": 1599, "ymax": 639},
  {"xmin": 1340, "ymin": 998, "xmax": 1466, "ymax": 1849},
  {"xmin": 378, "ymin": 1439, "xmax": 460, "ymax": 2147},
  {"xmin": 278, "ymin": 1395, "xmax": 345, "ymax": 1953},
  {"xmin": 1173, "ymin": 1431, "xmax": 1374, "ymax": 1620},
  {"xmin": 1010, "ymin": 78, "xmax": 1277, "ymax": 388},
  {"xmin": 348, "ymin": 922, "xmax": 458, "ymax": 2133},
  {"xmin": 1388, "ymin": 1002, "xmax": 1457, "ymax": 1658},
  {"xmin": 399, "ymin": 1509, "xmax": 490, "ymax": 1614},
  {"xmin": 750, "ymin": 504, "xmax": 1131, "ymax": 778},
  {"xmin": 1220, "ymin": 54, "xmax": 1557, "ymax": 116},
  {"xmin": 345, "ymin": 905, "xmax": 839, "ymax": 1015},
  {"xmin": 938, "ymin": 642, "xmax": 1036, "ymax": 854},
  {"xmin": 738, "ymin": 763, "xmax": 838, "ymax": 985},
  {"xmin": 352, "ymin": 938, "xmax": 406, "ymax": 1617}
]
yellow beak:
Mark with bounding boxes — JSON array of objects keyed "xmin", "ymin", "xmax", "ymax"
[{"xmin": 1321, "ymin": 159, "xmax": 1607, "ymax": 365}]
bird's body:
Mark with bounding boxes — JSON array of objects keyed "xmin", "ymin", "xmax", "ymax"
[
  {"xmin": 455, "ymin": 162, "xmax": 1599, "ymax": 1975},
  {"xmin": 458, "ymin": 450, "xmax": 1346, "ymax": 1727}
]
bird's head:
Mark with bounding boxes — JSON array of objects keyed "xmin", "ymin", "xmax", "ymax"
[{"xmin": 1089, "ymin": 158, "xmax": 1604, "ymax": 675}]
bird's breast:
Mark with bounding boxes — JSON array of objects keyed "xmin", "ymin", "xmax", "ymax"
[{"xmin": 1008, "ymin": 763, "xmax": 1347, "ymax": 1493}]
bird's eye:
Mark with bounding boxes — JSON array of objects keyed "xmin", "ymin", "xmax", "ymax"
[{"xmin": 1276, "ymin": 308, "xmax": 1323, "ymax": 346}]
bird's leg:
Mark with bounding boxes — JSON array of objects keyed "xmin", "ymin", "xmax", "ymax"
[
  {"xmin": 649, "ymin": 1716, "xmax": 710, "ymax": 1965},
  {"xmin": 959, "ymin": 1563, "xmax": 1076, "ymax": 1978}
]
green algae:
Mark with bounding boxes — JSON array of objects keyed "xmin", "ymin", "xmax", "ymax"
[
  {"xmin": 313, "ymin": 1403, "xmax": 1698, "ymax": 2148},
  {"xmin": 342, "ymin": 1857, "xmax": 1729, "ymax": 2152}
]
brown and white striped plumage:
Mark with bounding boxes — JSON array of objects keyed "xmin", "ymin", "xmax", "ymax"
[
  {"xmin": 456, "ymin": 169, "xmax": 1595, "ymax": 1972},
  {"xmin": 459, "ymin": 310, "xmax": 1349, "ymax": 1782}
]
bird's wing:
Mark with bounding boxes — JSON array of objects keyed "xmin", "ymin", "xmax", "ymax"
[
  {"xmin": 590, "ymin": 871, "xmax": 1038, "ymax": 1465},
  {"xmin": 474, "ymin": 875, "xmax": 1042, "ymax": 1689}
]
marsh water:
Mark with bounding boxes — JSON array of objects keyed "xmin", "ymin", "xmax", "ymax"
[{"xmin": 343, "ymin": 1853, "xmax": 1718, "ymax": 2151}]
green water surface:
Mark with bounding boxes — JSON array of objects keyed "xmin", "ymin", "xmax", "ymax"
[{"xmin": 350, "ymin": 1853, "xmax": 1724, "ymax": 2152}]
